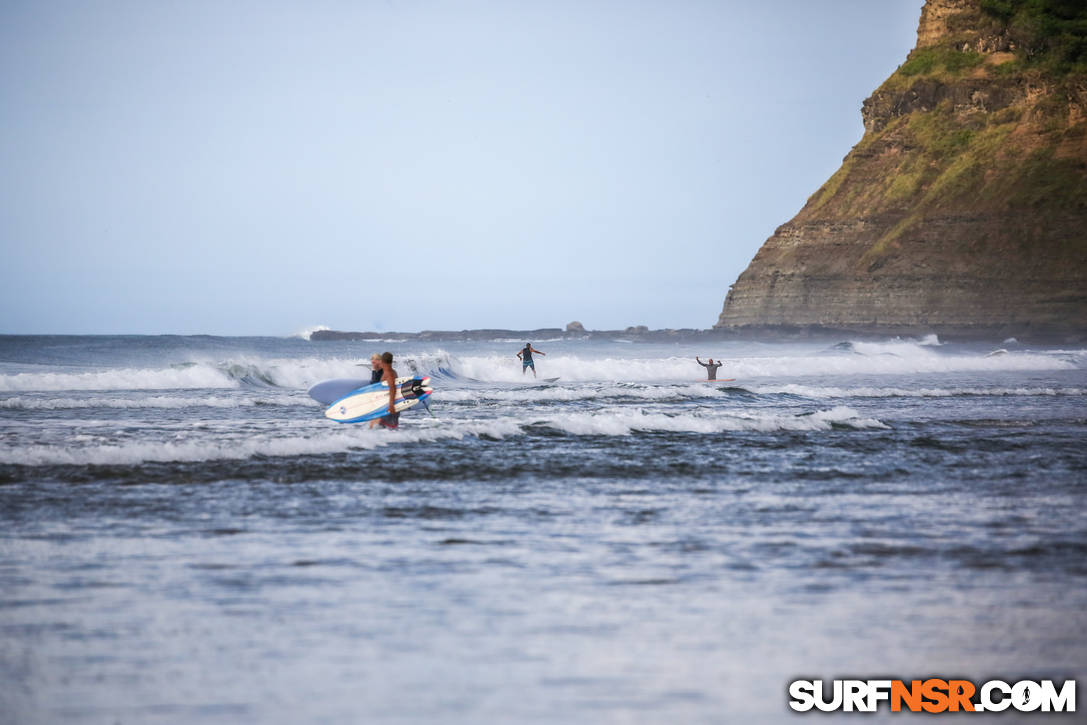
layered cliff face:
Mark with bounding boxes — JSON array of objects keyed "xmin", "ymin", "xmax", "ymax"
[{"xmin": 715, "ymin": 0, "xmax": 1087, "ymax": 340}]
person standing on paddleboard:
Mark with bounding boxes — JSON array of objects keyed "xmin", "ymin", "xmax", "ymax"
[
  {"xmin": 696, "ymin": 357, "xmax": 723, "ymax": 380},
  {"xmin": 369, "ymin": 352, "xmax": 400, "ymax": 429},
  {"xmin": 517, "ymin": 343, "xmax": 546, "ymax": 377}
]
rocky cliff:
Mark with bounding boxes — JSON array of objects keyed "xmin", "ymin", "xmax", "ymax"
[{"xmin": 715, "ymin": 0, "xmax": 1087, "ymax": 341}]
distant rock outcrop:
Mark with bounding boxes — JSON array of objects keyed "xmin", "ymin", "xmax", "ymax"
[
  {"xmin": 566, "ymin": 321, "xmax": 586, "ymax": 332},
  {"xmin": 716, "ymin": 0, "xmax": 1087, "ymax": 341}
]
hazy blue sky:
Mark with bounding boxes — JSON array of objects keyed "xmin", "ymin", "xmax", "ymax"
[{"xmin": 1, "ymin": 0, "xmax": 923, "ymax": 335}]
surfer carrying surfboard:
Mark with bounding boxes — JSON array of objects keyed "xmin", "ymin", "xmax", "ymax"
[
  {"xmin": 369, "ymin": 352, "xmax": 400, "ymax": 430},
  {"xmin": 517, "ymin": 343, "xmax": 546, "ymax": 377},
  {"xmin": 696, "ymin": 357, "xmax": 723, "ymax": 380}
]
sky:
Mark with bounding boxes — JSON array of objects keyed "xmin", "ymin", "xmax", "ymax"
[{"xmin": 0, "ymin": 0, "xmax": 924, "ymax": 336}]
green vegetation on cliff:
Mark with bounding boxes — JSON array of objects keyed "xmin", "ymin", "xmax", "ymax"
[
  {"xmin": 899, "ymin": 46, "xmax": 986, "ymax": 77},
  {"xmin": 717, "ymin": 0, "xmax": 1087, "ymax": 338},
  {"xmin": 880, "ymin": 0, "xmax": 1087, "ymax": 86},
  {"xmin": 803, "ymin": 0, "xmax": 1087, "ymax": 262},
  {"xmin": 980, "ymin": 0, "xmax": 1087, "ymax": 71}
]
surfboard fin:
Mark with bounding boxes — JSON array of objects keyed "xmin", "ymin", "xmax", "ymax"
[{"xmin": 419, "ymin": 396, "xmax": 435, "ymax": 417}]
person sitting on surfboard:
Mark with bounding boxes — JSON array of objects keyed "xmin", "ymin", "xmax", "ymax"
[
  {"xmin": 369, "ymin": 353, "xmax": 383, "ymax": 384},
  {"xmin": 517, "ymin": 343, "xmax": 546, "ymax": 377},
  {"xmin": 696, "ymin": 357, "xmax": 723, "ymax": 380},
  {"xmin": 369, "ymin": 352, "xmax": 400, "ymax": 430}
]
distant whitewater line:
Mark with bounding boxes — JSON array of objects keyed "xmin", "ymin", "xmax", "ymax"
[
  {"xmin": 308, "ymin": 326, "xmax": 1072, "ymax": 343},
  {"xmin": 309, "ymin": 326, "xmax": 763, "ymax": 342},
  {"xmin": 0, "ymin": 343, "xmax": 1078, "ymax": 393}
]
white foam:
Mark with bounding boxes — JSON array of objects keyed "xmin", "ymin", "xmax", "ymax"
[
  {"xmin": 215, "ymin": 353, "xmax": 443, "ymax": 390},
  {"xmin": 0, "ymin": 394, "xmax": 302, "ymax": 410},
  {"xmin": 0, "ymin": 433, "xmax": 375, "ymax": 466},
  {"xmin": 0, "ymin": 365, "xmax": 237, "ymax": 392},
  {"xmin": 748, "ymin": 384, "xmax": 1087, "ymax": 399},
  {"xmin": 436, "ymin": 383, "xmax": 725, "ymax": 404},
  {"xmin": 0, "ymin": 403, "xmax": 888, "ymax": 466},
  {"xmin": 432, "ymin": 338, "xmax": 1075, "ymax": 383},
  {"xmin": 1038, "ymin": 349, "xmax": 1087, "ymax": 358},
  {"xmin": 292, "ymin": 325, "xmax": 330, "ymax": 341},
  {"xmin": 1, "ymin": 342, "xmax": 1078, "ymax": 395},
  {"xmin": 0, "ymin": 417, "xmax": 527, "ymax": 467},
  {"xmin": 239, "ymin": 356, "xmax": 372, "ymax": 389},
  {"xmin": 919, "ymin": 334, "xmax": 942, "ymax": 346},
  {"xmin": 399, "ymin": 419, "xmax": 525, "ymax": 442},
  {"xmin": 532, "ymin": 406, "xmax": 888, "ymax": 436},
  {"xmin": 436, "ymin": 381, "xmax": 1087, "ymax": 403},
  {"xmin": 0, "ymin": 356, "xmax": 376, "ymax": 393},
  {"xmin": 723, "ymin": 349, "xmax": 1072, "ymax": 379}
]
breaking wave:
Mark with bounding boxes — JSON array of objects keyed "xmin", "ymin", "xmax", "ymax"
[
  {"xmin": 746, "ymin": 384, "xmax": 1087, "ymax": 399},
  {"xmin": 529, "ymin": 406, "xmax": 888, "ymax": 435},
  {"xmin": 0, "ymin": 406, "xmax": 885, "ymax": 467},
  {"xmin": 421, "ymin": 343, "xmax": 1076, "ymax": 384},
  {"xmin": 0, "ymin": 432, "xmax": 387, "ymax": 466},
  {"xmin": 0, "ymin": 357, "xmax": 364, "ymax": 393},
  {"xmin": 292, "ymin": 325, "xmax": 330, "ymax": 341},
  {"xmin": 0, "ymin": 394, "xmax": 303, "ymax": 410},
  {"xmin": 0, "ymin": 365, "xmax": 238, "ymax": 392},
  {"xmin": 434, "ymin": 382, "xmax": 1086, "ymax": 404},
  {"xmin": 2, "ymin": 338, "xmax": 1078, "ymax": 394}
]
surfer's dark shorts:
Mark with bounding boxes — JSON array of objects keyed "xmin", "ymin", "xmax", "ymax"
[
  {"xmin": 522, "ymin": 360, "xmax": 534, "ymax": 369},
  {"xmin": 378, "ymin": 412, "xmax": 400, "ymax": 429}
]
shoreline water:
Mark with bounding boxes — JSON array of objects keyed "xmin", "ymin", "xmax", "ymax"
[{"xmin": 2, "ymin": 334, "xmax": 1084, "ymax": 723}]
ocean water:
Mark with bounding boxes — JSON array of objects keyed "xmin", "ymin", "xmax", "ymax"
[{"xmin": 1, "ymin": 334, "xmax": 1085, "ymax": 723}]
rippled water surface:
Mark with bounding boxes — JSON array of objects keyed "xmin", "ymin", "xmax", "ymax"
[{"xmin": 1, "ymin": 335, "xmax": 1085, "ymax": 723}]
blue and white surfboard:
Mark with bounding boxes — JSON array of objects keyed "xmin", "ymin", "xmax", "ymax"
[{"xmin": 321, "ymin": 376, "xmax": 433, "ymax": 424}]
